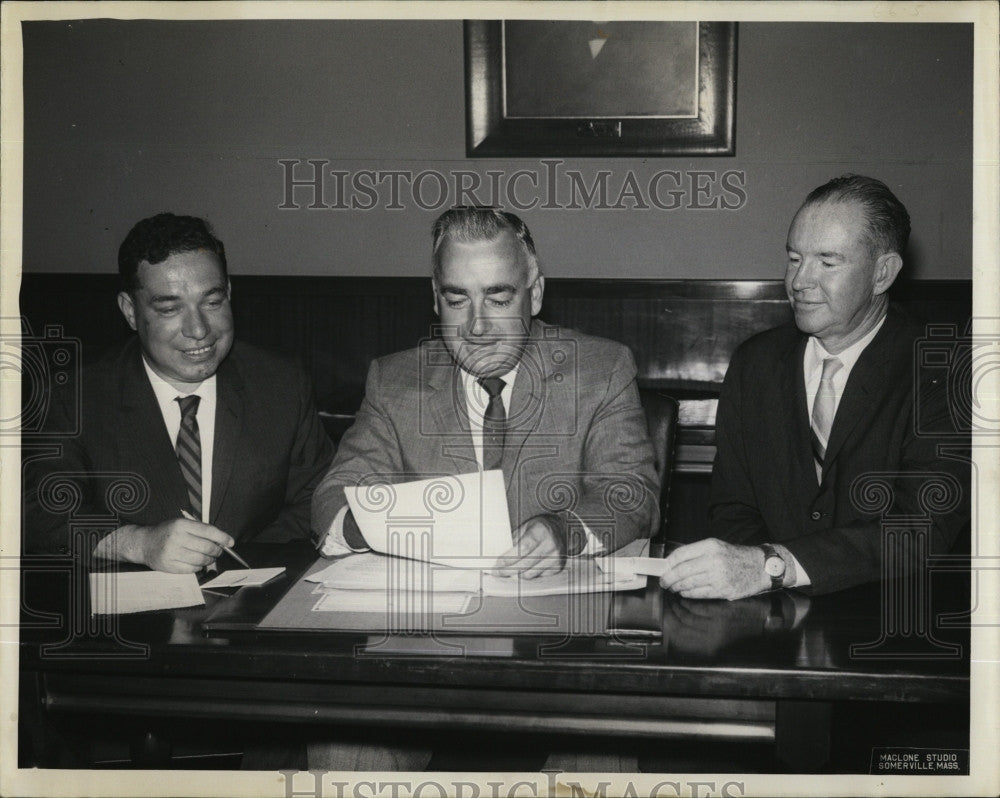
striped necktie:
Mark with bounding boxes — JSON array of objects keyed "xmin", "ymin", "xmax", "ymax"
[
  {"xmin": 175, "ymin": 395, "xmax": 202, "ymax": 519},
  {"xmin": 478, "ymin": 376, "xmax": 506, "ymax": 471},
  {"xmin": 810, "ymin": 357, "xmax": 842, "ymax": 480}
]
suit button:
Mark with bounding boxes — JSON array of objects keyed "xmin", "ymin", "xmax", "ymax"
[{"xmin": 810, "ymin": 511, "xmax": 821, "ymax": 521}]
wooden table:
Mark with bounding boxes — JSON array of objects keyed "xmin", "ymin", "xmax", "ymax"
[{"xmin": 18, "ymin": 542, "xmax": 970, "ymax": 773}]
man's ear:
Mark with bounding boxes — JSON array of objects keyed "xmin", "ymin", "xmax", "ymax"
[
  {"xmin": 873, "ymin": 252, "xmax": 903, "ymax": 296},
  {"xmin": 117, "ymin": 291, "xmax": 138, "ymax": 331},
  {"xmin": 431, "ymin": 277, "xmax": 440, "ymax": 317},
  {"xmin": 530, "ymin": 274, "xmax": 545, "ymax": 317},
  {"xmin": 226, "ymin": 279, "xmax": 232, "ymax": 299}
]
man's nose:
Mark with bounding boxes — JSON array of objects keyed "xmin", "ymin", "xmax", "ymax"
[
  {"xmin": 182, "ymin": 307, "xmax": 209, "ymax": 339},
  {"xmin": 470, "ymin": 312, "xmax": 493, "ymax": 337},
  {"xmin": 790, "ymin": 259, "xmax": 816, "ymax": 292}
]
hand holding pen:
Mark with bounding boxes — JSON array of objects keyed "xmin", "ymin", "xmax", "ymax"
[{"xmin": 179, "ymin": 509, "xmax": 251, "ymax": 568}]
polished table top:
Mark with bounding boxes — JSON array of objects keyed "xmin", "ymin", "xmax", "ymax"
[{"xmin": 19, "ymin": 542, "xmax": 970, "ymax": 705}]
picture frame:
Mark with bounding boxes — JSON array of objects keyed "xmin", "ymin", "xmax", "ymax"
[{"xmin": 465, "ymin": 20, "xmax": 737, "ymax": 158}]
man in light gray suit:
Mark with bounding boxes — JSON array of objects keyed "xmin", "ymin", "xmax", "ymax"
[
  {"xmin": 312, "ymin": 206, "xmax": 659, "ymax": 577},
  {"xmin": 307, "ymin": 206, "xmax": 658, "ymax": 772}
]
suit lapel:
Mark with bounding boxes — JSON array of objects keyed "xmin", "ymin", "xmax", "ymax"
[
  {"xmin": 118, "ymin": 342, "xmax": 189, "ymax": 518},
  {"xmin": 501, "ymin": 323, "xmax": 565, "ymax": 499},
  {"xmin": 823, "ymin": 314, "xmax": 898, "ymax": 473},
  {"xmin": 210, "ymin": 356, "xmax": 244, "ymax": 525},
  {"xmin": 783, "ymin": 334, "xmax": 820, "ymax": 497},
  {"xmin": 501, "ymin": 348, "xmax": 545, "ymax": 486},
  {"xmin": 423, "ymin": 341, "xmax": 478, "ymax": 473}
]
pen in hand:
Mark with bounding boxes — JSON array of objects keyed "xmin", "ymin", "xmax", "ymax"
[{"xmin": 179, "ymin": 509, "xmax": 251, "ymax": 569}]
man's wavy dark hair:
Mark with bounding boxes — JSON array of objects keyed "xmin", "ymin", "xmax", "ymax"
[{"xmin": 118, "ymin": 213, "xmax": 227, "ymax": 293}]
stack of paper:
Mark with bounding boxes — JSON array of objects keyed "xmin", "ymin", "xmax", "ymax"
[
  {"xmin": 89, "ymin": 572, "xmax": 204, "ymax": 615},
  {"xmin": 307, "ymin": 551, "xmax": 645, "ymax": 599}
]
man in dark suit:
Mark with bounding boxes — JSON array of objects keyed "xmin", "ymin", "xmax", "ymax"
[
  {"xmin": 24, "ymin": 213, "xmax": 333, "ymax": 571},
  {"xmin": 311, "ymin": 206, "xmax": 659, "ymax": 578},
  {"xmin": 660, "ymin": 175, "xmax": 969, "ymax": 598}
]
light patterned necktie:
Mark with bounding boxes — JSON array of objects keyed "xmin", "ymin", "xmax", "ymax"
[
  {"xmin": 175, "ymin": 395, "xmax": 202, "ymax": 518},
  {"xmin": 478, "ymin": 376, "xmax": 506, "ymax": 471},
  {"xmin": 810, "ymin": 357, "xmax": 843, "ymax": 480}
]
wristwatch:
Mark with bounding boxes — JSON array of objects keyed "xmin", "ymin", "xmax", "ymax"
[{"xmin": 759, "ymin": 543, "xmax": 786, "ymax": 591}]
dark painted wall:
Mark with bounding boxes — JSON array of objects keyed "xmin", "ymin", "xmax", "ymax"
[{"xmin": 21, "ymin": 20, "xmax": 972, "ymax": 280}]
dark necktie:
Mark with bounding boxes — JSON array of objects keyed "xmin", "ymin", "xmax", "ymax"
[
  {"xmin": 175, "ymin": 395, "xmax": 202, "ymax": 519},
  {"xmin": 478, "ymin": 377, "xmax": 506, "ymax": 471}
]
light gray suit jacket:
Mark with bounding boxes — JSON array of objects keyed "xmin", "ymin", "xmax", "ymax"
[{"xmin": 311, "ymin": 321, "xmax": 659, "ymax": 553}]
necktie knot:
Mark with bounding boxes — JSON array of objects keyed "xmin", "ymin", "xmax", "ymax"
[
  {"xmin": 478, "ymin": 377, "xmax": 505, "ymax": 399},
  {"xmin": 176, "ymin": 394, "xmax": 201, "ymax": 418},
  {"xmin": 819, "ymin": 357, "xmax": 843, "ymax": 383}
]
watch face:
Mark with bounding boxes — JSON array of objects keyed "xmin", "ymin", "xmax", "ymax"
[{"xmin": 765, "ymin": 556, "xmax": 786, "ymax": 577}]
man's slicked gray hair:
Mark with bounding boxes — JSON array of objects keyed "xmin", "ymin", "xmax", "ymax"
[
  {"xmin": 431, "ymin": 206, "xmax": 539, "ymax": 282},
  {"xmin": 802, "ymin": 174, "xmax": 911, "ymax": 258}
]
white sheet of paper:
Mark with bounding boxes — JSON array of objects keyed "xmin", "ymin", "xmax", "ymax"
[
  {"xmin": 482, "ymin": 566, "xmax": 645, "ymax": 597},
  {"xmin": 200, "ymin": 567, "xmax": 285, "ymax": 589},
  {"xmin": 595, "ymin": 555, "xmax": 670, "ymax": 578},
  {"xmin": 312, "ymin": 589, "xmax": 472, "ymax": 615},
  {"xmin": 308, "ymin": 552, "xmax": 481, "ymax": 593},
  {"xmin": 344, "ymin": 470, "xmax": 512, "ymax": 567},
  {"xmin": 89, "ymin": 572, "xmax": 204, "ymax": 615}
]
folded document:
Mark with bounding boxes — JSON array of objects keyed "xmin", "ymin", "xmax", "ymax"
[{"xmin": 344, "ymin": 470, "xmax": 513, "ymax": 566}]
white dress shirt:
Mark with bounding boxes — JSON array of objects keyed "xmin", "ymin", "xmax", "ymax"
[{"xmin": 788, "ymin": 315, "xmax": 886, "ymax": 588}]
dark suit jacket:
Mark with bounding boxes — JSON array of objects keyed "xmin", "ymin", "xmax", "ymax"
[
  {"xmin": 709, "ymin": 304, "xmax": 970, "ymax": 594},
  {"xmin": 23, "ymin": 337, "xmax": 334, "ymax": 555},
  {"xmin": 311, "ymin": 321, "xmax": 659, "ymax": 553}
]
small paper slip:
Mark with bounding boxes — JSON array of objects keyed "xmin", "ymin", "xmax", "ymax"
[
  {"xmin": 90, "ymin": 572, "xmax": 204, "ymax": 615},
  {"xmin": 200, "ymin": 567, "xmax": 286, "ymax": 589},
  {"xmin": 595, "ymin": 555, "xmax": 671, "ymax": 579},
  {"xmin": 344, "ymin": 470, "xmax": 512, "ymax": 566}
]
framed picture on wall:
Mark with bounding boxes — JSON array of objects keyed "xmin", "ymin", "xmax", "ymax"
[{"xmin": 465, "ymin": 20, "xmax": 737, "ymax": 157}]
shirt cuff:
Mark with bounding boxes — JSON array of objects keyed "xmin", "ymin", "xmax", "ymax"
[
  {"xmin": 319, "ymin": 505, "xmax": 371, "ymax": 557},
  {"xmin": 775, "ymin": 544, "xmax": 811, "ymax": 588}
]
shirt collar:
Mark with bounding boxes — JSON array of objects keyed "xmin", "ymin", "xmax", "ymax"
[
  {"xmin": 806, "ymin": 314, "xmax": 887, "ymax": 376},
  {"xmin": 460, "ymin": 362, "xmax": 519, "ymax": 395},
  {"xmin": 141, "ymin": 356, "xmax": 216, "ymax": 404}
]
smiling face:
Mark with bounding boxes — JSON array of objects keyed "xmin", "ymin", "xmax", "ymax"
[
  {"xmin": 432, "ymin": 230, "xmax": 544, "ymax": 378},
  {"xmin": 117, "ymin": 249, "xmax": 234, "ymax": 390},
  {"xmin": 785, "ymin": 199, "xmax": 902, "ymax": 354}
]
